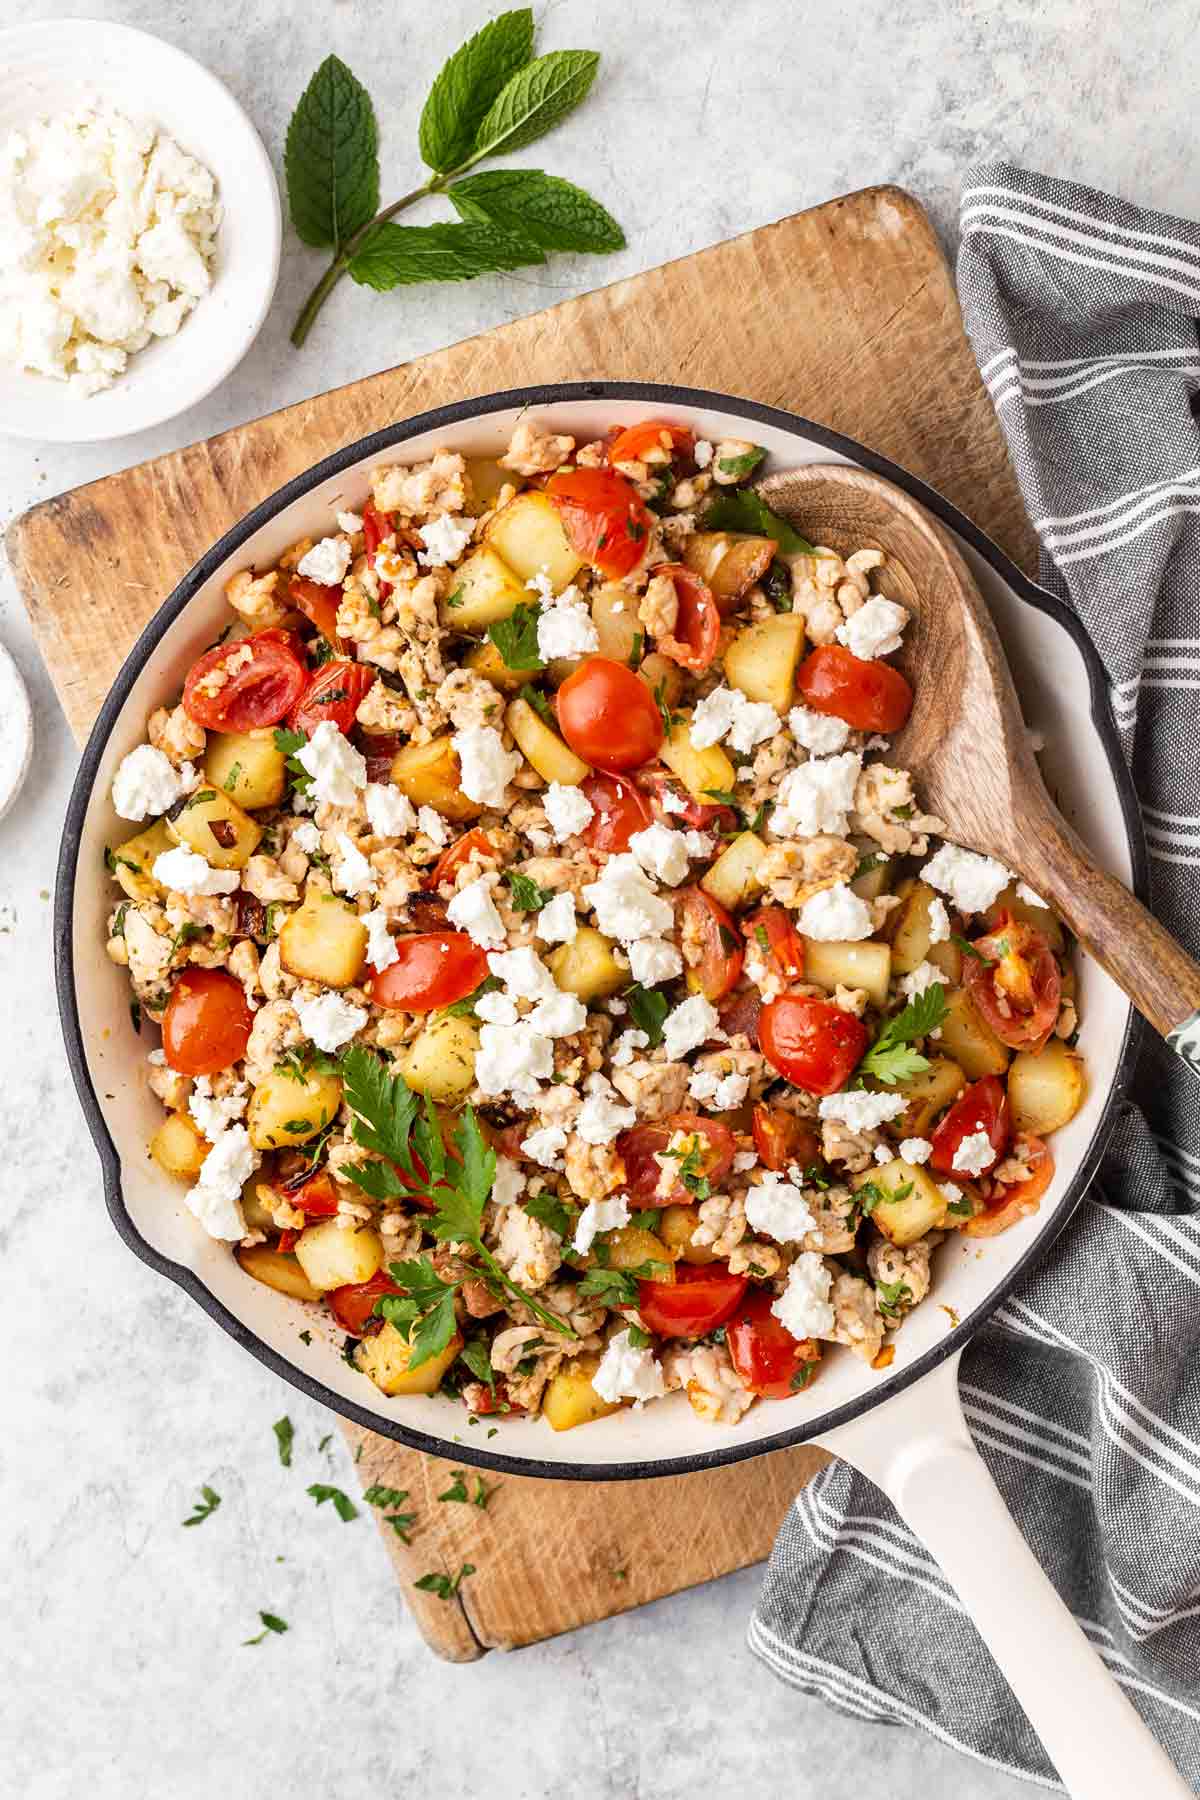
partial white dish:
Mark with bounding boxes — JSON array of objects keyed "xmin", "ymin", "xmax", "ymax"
[
  {"xmin": 0, "ymin": 642, "xmax": 33, "ymax": 821},
  {"xmin": 0, "ymin": 19, "xmax": 280, "ymax": 443}
]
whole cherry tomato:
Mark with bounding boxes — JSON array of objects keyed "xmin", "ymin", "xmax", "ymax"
[
  {"xmin": 328, "ymin": 1269, "xmax": 402, "ymax": 1336},
  {"xmin": 290, "ymin": 660, "xmax": 375, "ymax": 737},
  {"xmin": 727, "ymin": 1286, "xmax": 821, "ymax": 1398},
  {"xmin": 751, "ymin": 1104, "xmax": 824, "ymax": 1173},
  {"xmin": 183, "ymin": 629, "xmax": 309, "ymax": 731},
  {"xmin": 638, "ymin": 1261, "xmax": 749, "ymax": 1339},
  {"xmin": 608, "ymin": 420, "xmax": 695, "ymax": 467},
  {"xmin": 744, "ymin": 906, "xmax": 806, "ymax": 983},
  {"xmin": 963, "ymin": 920, "xmax": 1062, "ymax": 1052},
  {"xmin": 759, "ymin": 995, "xmax": 869, "ymax": 1096},
  {"xmin": 467, "ymin": 1379, "xmax": 527, "ymax": 1415},
  {"xmin": 162, "ymin": 968, "xmax": 255, "ymax": 1076},
  {"xmin": 650, "ymin": 564, "xmax": 721, "ymax": 674},
  {"xmin": 556, "ymin": 657, "xmax": 663, "ymax": 770},
  {"xmin": 424, "ymin": 827, "xmax": 495, "ymax": 892},
  {"xmin": 929, "ymin": 1075, "xmax": 1011, "ymax": 1177},
  {"xmin": 546, "ymin": 468, "xmax": 654, "ymax": 580},
  {"xmin": 678, "ymin": 885, "xmax": 744, "ymax": 1002},
  {"xmin": 290, "ymin": 576, "xmax": 344, "ymax": 648},
  {"xmin": 581, "ymin": 772, "xmax": 653, "ymax": 853},
  {"xmin": 796, "ymin": 643, "xmax": 914, "ymax": 732},
  {"xmin": 963, "ymin": 1134, "xmax": 1054, "ymax": 1237},
  {"xmin": 366, "ymin": 932, "xmax": 488, "ymax": 1011}
]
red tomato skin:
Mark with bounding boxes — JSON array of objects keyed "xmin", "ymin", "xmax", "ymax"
[
  {"xmin": 615, "ymin": 1124, "xmax": 673, "ymax": 1203},
  {"xmin": 467, "ymin": 1379, "xmax": 527, "ymax": 1416},
  {"xmin": 162, "ymin": 968, "xmax": 255, "ymax": 1076},
  {"xmin": 328, "ymin": 1269, "xmax": 402, "ymax": 1336},
  {"xmin": 727, "ymin": 1286, "xmax": 821, "ymax": 1398},
  {"xmin": 637, "ymin": 1262, "xmax": 750, "ymax": 1339},
  {"xmin": 556, "ymin": 657, "xmax": 663, "ymax": 770},
  {"xmin": 678, "ymin": 885, "xmax": 744, "ymax": 1002},
  {"xmin": 366, "ymin": 932, "xmax": 488, "ymax": 1012},
  {"xmin": 751, "ymin": 1104, "xmax": 824, "ymax": 1174},
  {"xmin": 424, "ymin": 827, "xmax": 494, "ymax": 892},
  {"xmin": 759, "ymin": 995, "xmax": 869, "ymax": 1097},
  {"xmin": 963, "ymin": 922, "xmax": 1062, "ymax": 1052},
  {"xmin": 745, "ymin": 906, "xmax": 806, "ymax": 982},
  {"xmin": 362, "ymin": 732, "xmax": 404, "ymax": 783},
  {"xmin": 183, "ymin": 629, "xmax": 309, "ymax": 731},
  {"xmin": 290, "ymin": 576, "xmax": 343, "ymax": 647},
  {"xmin": 718, "ymin": 989, "xmax": 762, "ymax": 1046},
  {"xmin": 652, "ymin": 564, "xmax": 721, "ymax": 674},
  {"xmin": 581, "ymin": 772, "xmax": 653, "ymax": 852},
  {"xmin": 286, "ymin": 1171, "xmax": 340, "ymax": 1216},
  {"xmin": 608, "ymin": 421, "xmax": 695, "ymax": 467},
  {"xmin": 929, "ymin": 1075, "xmax": 1012, "ymax": 1177},
  {"xmin": 643, "ymin": 771, "xmax": 737, "ymax": 834},
  {"xmin": 546, "ymin": 468, "xmax": 654, "ymax": 580},
  {"xmin": 361, "ymin": 503, "xmax": 394, "ymax": 597},
  {"xmin": 290, "ymin": 660, "xmax": 375, "ymax": 737},
  {"xmin": 796, "ymin": 643, "xmax": 914, "ymax": 732}
]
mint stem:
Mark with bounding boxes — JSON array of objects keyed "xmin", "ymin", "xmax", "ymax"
[{"xmin": 290, "ymin": 175, "xmax": 448, "ymax": 347}]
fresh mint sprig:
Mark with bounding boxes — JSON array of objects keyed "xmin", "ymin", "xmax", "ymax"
[{"xmin": 285, "ymin": 12, "xmax": 622, "ymax": 346}]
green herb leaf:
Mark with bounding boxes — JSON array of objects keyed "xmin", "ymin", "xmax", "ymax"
[
  {"xmin": 578, "ymin": 1260, "xmax": 667, "ymax": 1306},
  {"xmin": 625, "ymin": 983, "xmax": 669, "ymax": 1047},
  {"xmin": 473, "ymin": 1476, "xmax": 491, "ymax": 1509},
  {"xmin": 471, "ymin": 50, "xmax": 600, "ymax": 161},
  {"xmin": 876, "ymin": 1277, "xmax": 913, "ymax": 1319},
  {"xmin": 341, "ymin": 1042, "xmax": 420, "ymax": 1168},
  {"xmin": 703, "ymin": 490, "xmax": 815, "ymax": 555},
  {"xmin": 415, "ymin": 1562, "xmax": 475, "ymax": 1601},
  {"xmin": 272, "ymin": 1417, "xmax": 294, "ymax": 1468},
  {"xmin": 348, "ymin": 220, "xmax": 544, "ymax": 291},
  {"xmin": 853, "ymin": 851, "xmax": 887, "ymax": 881},
  {"xmin": 446, "ymin": 973, "xmax": 503, "ymax": 1017},
  {"xmin": 519, "ymin": 682, "xmax": 553, "ymax": 723},
  {"xmin": 242, "ymin": 1611, "xmax": 289, "ymax": 1645},
  {"xmin": 182, "ymin": 1484, "xmax": 221, "ymax": 1528},
  {"xmin": 307, "ymin": 1483, "xmax": 359, "ymax": 1523},
  {"xmin": 504, "ymin": 869, "xmax": 554, "ymax": 912},
  {"xmin": 459, "ymin": 1337, "xmax": 496, "ymax": 1392},
  {"xmin": 285, "ymin": 55, "xmax": 379, "ymax": 250},
  {"xmin": 856, "ymin": 983, "xmax": 948, "ymax": 1086},
  {"xmin": 449, "ymin": 167, "xmax": 624, "ymax": 252},
  {"xmin": 488, "ymin": 603, "xmax": 544, "ymax": 671},
  {"xmin": 789, "ymin": 1362, "xmax": 817, "ymax": 1392},
  {"xmin": 628, "ymin": 629, "xmax": 645, "ymax": 669},
  {"xmin": 363, "ymin": 1483, "xmax": 411, "ymax": 1510},
  {"xmin": 627, "ymin": 1324, "xmax": 651, "ymax": 1349},
  {"xmin": 953, "ymin": 934, "xmax": 990, "ymax": 962},
  {"xmin": 763, "ymin": 560, "xmax": 793, "ymax": 612},
  {"xmin": 716, "ymin": 447, "xmax": 766, "ymax": 479},
  {"xmin": 345, "ymin": 1159, "xmax": 406, "ymax": 1202},
  {"xmin": 523, "ymin": 1190, "xmax": 573, "ymax": 1238},
  {"xmin": 418, "ymin": 8, "xmax": 535, "ymax": 174},
  {"xmin": 946, "ymin": 1190, "xmax": 974, "ymax": 1218},
  {"xmin": 628, "ymin": 1208, "xmax": 661, "ymax": 1232},
  {"xmin": 222, "ymin": 762, "xmax": 243, "ymax": 795},
  {"xmin": 438, "ymin": 1470, "xmax": 470, "ymax": 1503}
]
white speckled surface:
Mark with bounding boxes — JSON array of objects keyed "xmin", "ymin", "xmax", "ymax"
[{"xmin": 2, "ymin": 2, "xmax": 1191, "ymax": 1793}]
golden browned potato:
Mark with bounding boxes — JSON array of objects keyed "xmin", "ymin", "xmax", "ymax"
[
  {"xmin": 638, "ymin": 651, "xmax": 684, "ymax": 710},
  {"xmin": 464, "ymin": 455, "xmax": 513, "ymax": 515},
  {"xmin": 247, "ymin": 1066, "xmax": 344, "ymax": 1149},
  {"xmin": 544, "ymin": 1353, "xmax": 623, "ymax": 1430},
  {"xmin": 681, "ymin": 532, "xmax": 776, "ymax": 609},
  {"xmin": 938, "ymin": 986, "xmax": 1011, "ymax": 1078},
  {"xmin": 888, "ymin": 880, "xmax": 940, "ymax": 974},
  {"xmin": 235, "ymin": 1244, "xmax": 322, "ymax": 1302},
  {"xmin": 723, "ymin": 614, "xmax": 805, "ymax": 711},
  {"xmin": 110, "ymin": 818, "xmax": 175, "ymax": 902},
  {"xmin": 294, "ymin": 1219, "xmax": 384, "ymax": 1292},
  {"xmin": 602, "ymin": 1224, "xmax": 675, "ymax": 1277},
  {"xmin": 390, "ymin": 735, "xmax": 484, "ymax": 822},
  {"xmin": 355, "ymin": 1322, "xmax": 464, "ymax": 1396},
  {"xmin": 485, "ymin": 490, "xmax": 582, "ymax": 591},
  {"xmin": 399, "ymin": 1014, "xmax": 480, "ymax": 1101},
  {"xmin": 278, "ymin": 890, "xmax": 368, "ymax": 989},
  {"xmin": 203, "ymin": 729, "xmax": 286, "ymax": 811},
  {"xmin": 700, "ymin": 830, "xmax": 767, "ymax": 913},
  {"xmin": 591, "ymin": 583, "xmax": 641, "ymax": 662},
  {"xmin": 441, "ymin": 543, "xmax": 529, "ymax": 631},
  {"xmin": 866, "ymin": 1158, "xmax": 948, "ymax": 1247},
  {"xmin": 149, "ymin": 1111, "xmax": 208, "ymax": 1179},
  {"xmin": 660, "ymin": 715, "xmax": 735, "ymax": 801},
  {"xmin": 547, "ymin": 926, "xmax": 627, "ymax": 1000},
  {"xmin": 1008, "ymin": 1040, "xmax": 1086, "ymax": 1134},
  {"xmin": 803, "ymin": 940, "xmax": 892, "ymax": 1009},
  {"xmin": 505, "ymin": 695, "xmax": 590, "ymax": 785},
  {"xmin": 165, "ymin": 787, "xmax": 261, "ymax": 870},
  {"xmin": 888, "ymin": 1056, "xmax": 966, "ymax": 1138},
  {"xmin": 659, "ymin": 1203, "xmax": 715, "ymax": 1265},
  {"xmin": 463, "ymin": 637, "xmax": 529, "ymax": 693}
]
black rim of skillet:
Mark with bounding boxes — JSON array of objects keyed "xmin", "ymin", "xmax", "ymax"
[{"xmin": 55, "ymin": 380, "xmax": 1147, "ymax": 1481}]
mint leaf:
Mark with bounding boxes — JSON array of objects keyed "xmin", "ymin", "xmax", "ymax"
[
  {"xmin": 348, "ymin": 222, "xmax": 543, "ymax": 291},
  {"xmin": 472, "ymin": 50, "xmax": 600, "ymax": 160},
  {"xmin": 489, "ymin": 603, "xmax": 544, "ymax": 671},
  {"xmin": 703, "ymin": 490, "xmax": 815, "ymax": 555},
  {"xmin": 419, "ymin": 8, "xmax": 535, "ymax": 174},
  {"xmin": 285, "ymin": 56, "xmax": 380, "ymax": 250},
  {"xmin": 626, "ymin": 984, "xmax": 669, "ymax": 1047},
  {"xmin": 449, "ymin": 168, "xmax": 624, "ymax": 252}
]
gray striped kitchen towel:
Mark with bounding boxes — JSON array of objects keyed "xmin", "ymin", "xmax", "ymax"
[{"xmin": 750, "ymin": 162, "xmax": 1200, "ymax": 1791}]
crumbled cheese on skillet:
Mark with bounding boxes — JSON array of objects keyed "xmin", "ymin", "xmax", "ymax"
[
  {"xmin": 417, "ymin": 513, "xmax": 474, "ymax": 568},
  {"xmin": 693, "ymin": 439, "xmax": 714, "ymax": 469},
  {"xmin": 151, "ymin": 844, "xmax": 239, "ymax": 896},
  {"xmin": 611, "ymin": 1028, "xmax": 650, "ymax": 1067},
  {"xmin": 446, "ymin": 877, "xmax": 506, "ymax": 948},
  {"xmin": 452, "ymin": 726, "xmax": 520, "ymax": 808},
  {"xmin": 899, "ymin": 1137, "xmax": 932, "ymax": 1164},
  {"xmin": 543, "ymin": 781, "xmax": 594, "ymax": 843},
  {"xmin": 573, "ymin": 1193, "xmax": 630, "ymax": 1255},
  {"xmin": 336, "ymin": 510, "xmax": 363, "ymax": 535},
  {"xmin": 364, "ymin": 782, "xmax": 416, "ymax": 838},
  {"xmin": 1016, "ymin": 880, "xmax": 1047, "ymax": 908},
  {"xmin": 362, "ymin": 908, "xmax": 398, "ymax": 971},
  {"xmin": 417, "ymin": 805, "xmax": 450, "ymax": 847},
  {"xmin": 787, "ymin": 704, "xmax": 851, "ymax": 754},
  {"xmin": 798, "ymin": 883, "xmax": 873, "ymax": 942},
  {"xmin": 297, "ymin": 536, "xmax": 352, "ymax": 587},
  {"xmin": 927, "ymin": 896, "xmax": 951, "ymax": 943},
  {"xmin": 952, "ymin": 1129, "xmax": 995, "ymax": 1176},
  {"xmin": 836, "ymin": 595, "xmax": 908, "ymax": 660},
  {"xmin": 818, "ymin": 1089, "xmax": 907, "ymax": 1131},
  {"xmin": 292, "ymin": 821, "xmax": 322, "ymax": 855},
  {"xmin": 333, "ymin": 832, "xmax": 377, "ymax": 898},
  {"xmin": 476, "ymin": 990, "xmax": 519, "ymax": 1025},
  {"xmin": 745, "ymin": 1171, "xmax": 818, "ymax": 1244},
  {"xmin": 491, "ymin": 1156, "xmax": 525, "ymax": 1208},
  {"xmin": 899, "ymin": 960, "xmax": 943, "ymax": 1001},
  {"xmin": 111, "ymin": 744, "xmax": 195, "ymax": 820},
  {"xmin": 488, "ymin": 946, "xmax": 556, "ymax": 1000},
  {"xmin": 688, "ymin": 1068, "xmax": 749, "ymax": 1109},
  {"xmin": 662, "ymin": 993, "xmax": 719, "ymax": 1059},
  {"xmin": 582, "ymin": 854, "xmax": 674, "ymax": 942},
  {"xmin": 922, "ymin": 843, "xmax": 1011, "ymax": 915},
  {"xmin": 771, "ymin": 1253, "xmax": 834, "ymax": 1339},
  {"xmin": 536, "ymin": 583, "xmax": 599, "ymax": 663},
  {"xmin": 296, "ymin": 721, "xmax": 367, "ymax": 809},
  {"xmin": 186, "ymin": 1124, "xmax": 257, "ymax": 1241},
  {"xmin": 627, "ymin": 937, "xmax": 683, "ymax": 985},
  {"xmin": 188, "ymin": 1075, "xmax": 248, "ymax": 1142},
  {"xmin": 773, "ymin": 751, "xmax": 862, "ymax": 838},
  {"xmin": 690, "ymin": 685, "xmax": 781, "ymax": 751},
  {"xmin": 536, "ymin": 891, "xmax": 578, "ymax": 944},
  {"xmin": 521, "ymin": 1124, "xmax": 567, "ymax": 1168},
  {"xmin": 528, "ymin": 989, "xmax": 588, "ymax": 1038},
  {"xmin": 474, "ymin": 1022, "xmax": 554, "ymax": 1099},
  {"xmin": 592, "ymin": 1328, "xmax": 666, "ymax": 1404},
  {"xmin": 575, "ymin": 1077, "xmax": 637, "ymax": 1144},
  {"xmin": 294, "ymin": 990, "xmax": 369, "ymax": 1053},
  {"xmin": 628, "ymin": 821, "xmax": 692, "ymax": 886}
]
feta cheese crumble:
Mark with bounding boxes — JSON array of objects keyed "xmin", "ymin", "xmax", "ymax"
[
  {"xmin": 899, "ymin": 1137, "xmax": 933, "ymax": 1165},
  {"xmin": 535, "ymin": 582, "xmax": 600, "ymax": 663},
  {"xmin": 628, "ymin": 821, "xmax": 692, "ymax": 886},
  {"xmin": 292, "ymin": 821, "xmax": 322, "ymax": 856},
  {"xmin": 543, "ymin": 781, "xmax": 594, "ymax": 843},
  {"xmin": 536, "ymin": 890, "xmax": 578, "ymax": 944},
  {"xmin": 1016, "ymin": 880, "xmax": 1047, "ymax": 909},
  {"xmin": 591, "ymin": 1328, "xmax": 667, "ymax": 1405},
  {"xmin": 362, "ymin": 908, "xmax": 398, "ymax": 971},
  {"xmin": 771, "ymin": 1252, "xmax": 835, "ymax": 1340},
  {"xmin": 627, "ymin": 937, "xmax": 683, "ymax": 985},
  {"xmin": 582, "ymin": 854, "xmax": 674, "ymax": 943},
  {"xmin": 446, "ymin": 877, "xmax": 506, "ymax": 949},
  {"xmin": 295, "ymin": 721, "xmax": 367, "ymax": 809},
  {"xmin": 952, "ymin": 1129, "xmax": 996, "ymax": 1176},
  {"xmin": 186, "ymin": 1124, "xmax": 257, "ymax": 1241},
  {"xmin": 745, "ymin": 1171, "xmax": 818, "ymax": 1244},
  {"xmin": 297, "ymin": 536, "xmax": 352, "ymax": 587},
  {"xmin": 151, "ymin": 844, "xmax": 239, "ymax": 896},
  {"xmin": 611, "ymin": 1028, "xmax": 650, "ymax": 1067},
  {"xmin": 787, "ymin": 703, "xmax": 851, "ymax": 755},
  {"xmin": 773, "ymin": 751, "xmax": 863, "ymax": 838},
  {"xmin": 690, "ymin": 684, "xmax": 781, "ymax": 752},
  {"xmin": 662, "ymin": 993, "xmax": 720, "ymax": 1060},
  {"xmin": 797, "ymin": 882, "xmax": 874, "ymax": 942},
  {"xmin": 111, "ymin": 744, "xmax": 195, "ymax": 820},
  {"xmin": 364, "ymin": 782, "xmax": 416, "ymax": 839},
  {"xmin": 294, "ymin": 990, "xmax": 369, "ymax": 1053},
  {"xmin": 333, "ymin": 832, "xmax": 377, "ymax": 899},
  {"xmin": 573, "ymin": 1193, "xmax": 630, "ymax": 1255},
  {"xmin": 836, "ymin": 596, "xmax": 908, "ymax": 660},
  {"xmin": 452, "ymin": 726, "xmax": 520, "ymax": 808},
  {"xmin": 927, "ymin": 896, "xmax": 951, "ymax": 944},
  {"xmin": 899, "ymin": 960, "xmax": 943, "ymax": 1002},
  {"xmin": 474, "ymin": 1022, "xmax": 554, "ymax": 1100},
  {"xmin": 188, "ymin": 1076, "xmax": 248, "ymax": 1142},
  {"xmin": 817, "ymin": 1089, "xmax": 907, "ymax": 1131},
  {"xmin": 922, "ymin": 843, "xmax": 1011, "ymax": 916},
  {"xmin": 417, "ymin": 805, "xmax": 450, "ymax": 848},
  {"xmin": 492, "ymin": 1156, "xmax": 525, "ymax": 1209},
  {"xmin": 488, "ymin": 945, "xmax": 556, "ymax": 1000},
  {"xmin": 521, "ymin": 1124, "xmax": 567, "ymax": 1168},
  {"xmin": 575, "ymin": 1085, "xmax": 638, "ymax": 1145},
  {"xmin": 417, "ymin": 513, "xmax": 474, "ymax": 568}
]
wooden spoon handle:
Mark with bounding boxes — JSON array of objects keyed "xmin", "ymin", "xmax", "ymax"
[{"xmin": 1021, "ymin": 815, "xmax": 1200, "ymax": 1066}]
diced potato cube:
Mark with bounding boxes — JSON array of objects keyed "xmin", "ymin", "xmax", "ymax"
[
  {"xmin": 660, "ymin": 715, "xmax": 735, "ymax": 801},
  {"xmin": 505, "ymin": 696, "xmax": 590, "ymax": 786},
  {"xmin": 235, "ymin": 1244, "xmax": 322, "ymax": 1302},
  {"xmin": 985, "ymin": 882, "xmax": 1066, "ymax": 953},
  {"xmin": 888, "ymin": 880, "xmax": 940, "ymax": 974},
  {"xmin": 723, "ymin": 614, "xmax": 805, "ymax": 712},
  {"xmin": 1008, "ymin": 1040, "xmax": 1086, "ymax": 1135},
  {"xmin": 356, "ymin": 1321, "xmax": 464, "ymax": 1396},
  {"xmin": 638, "ymin": 652, "xmax": 684, "ymax": 710},
  {"xmin": 247, "ymin": 1067, "xmax": 344, "ymax": 1150},
  {"xmin": 390, "ymin": 735, "xmax": 484, "ymax": 822},
  {"xmin": 591, "ymin": 583, "xmax": 641, "ymax": 663},
  {"xmin": 485, "ymin": 490, "xmax": 582, "ymax": 591},
  {"xmin": 464, "ymin": 455, "xmax": 513, "ymax": 515},
  {"xmin": 295, "ymin": 1219, "xmax": 384, "ymax": 1293},
  {"xmin": 203, "ymin": 729, "xmax": 286, "ymax": 811},
  {"xmin": 399, "ymin": 1014, "xmax": 479, "ymax": 1101},
  {"xmin": 867, "ymin": 1158, "xmax": 949, "ymax": 1246},
  {"xmin": 149, "ymin": 1111, "xmax": 208, "ymax": 1179},
  {"xmin": 659, "ymin": 1202, "xmax": 715, "ymax": 1265},
  {"xmin": 442, "ymin": 543, "xmax": 529, "ymax": 631},
  {"xmin": 546, "ymin": 926, "xmax": 626, "ymax": 1000},
  {"xmin": 804, "ymin": 939, "xmax": 892, "ymax": 1009},
  {"xmin": 889, "ymin": 1057, "xmax": 966, "ymax": 1138},
  {"xmin": 110, "ymin": 818, "xmax": 175, "ymax": 902},
  {"xmin": 700, "ymin": 830, "xmax": 767, "ymax": 913},
  {"xmin": 848, "ymin": 836, "xmax": 893, "ymax": 902},
  {"xmin": 544, "ymin": 1353, "xmax": 622, "ymax": 1430},
  {"xmin": 938, "ymin": 987, "xmax": 1011, "ymax": 1078},
  {"xmin": 681, "ymin": 532, "xmax": 777, "ymax": 611},
  {"xmin": 166, "ymin": 787, "xmax": 261, "ymax": 870},
  {"xmin": 278, "ymin": 890, "xmax": 368, "ymax": 989},
  {"xmin": 602, "ymin": 1225, "xmax": 675, "ymax": 1278},
  {"xmin": 463, "ymin": 638, "xmax": 529, "ymax": 693}
]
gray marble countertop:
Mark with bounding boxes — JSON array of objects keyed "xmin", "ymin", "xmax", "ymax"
[{"xmin": 3, "ymin": 2, "xmax": 1193, "ymax": 1795}]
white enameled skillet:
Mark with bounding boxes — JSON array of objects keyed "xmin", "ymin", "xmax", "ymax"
[{"xmin": 57, "ymin": 385, "xmax": 1184, "ymax": 1798}]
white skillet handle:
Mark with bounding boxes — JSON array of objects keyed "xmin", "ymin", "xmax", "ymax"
[{"xmin": 816, "ymin": 1353, "xmax": 1190, "ymax": 1799}]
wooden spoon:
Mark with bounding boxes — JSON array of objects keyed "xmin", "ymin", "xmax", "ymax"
[{"xmin": 756, "ymin": 462, "xmax": 1200, "ymax": 1070}]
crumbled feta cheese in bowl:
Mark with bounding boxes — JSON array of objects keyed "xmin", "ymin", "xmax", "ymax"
[{"xmin": 922, "ymin": 843, "xmax": 1011, "ymax": 916}]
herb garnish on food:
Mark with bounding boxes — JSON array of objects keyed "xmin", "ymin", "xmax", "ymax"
[{"xmin": 855, "ymin": 984, "xmax": 947, "ymax": 1086}]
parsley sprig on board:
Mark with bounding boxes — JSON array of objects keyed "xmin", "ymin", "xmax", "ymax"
[
  {"xmin": 855, "ymin": 984, "xmax": 948, "ymax": 1086},
  {"xmin": 285, "ymin": 11, "xmax": 623, "ymax": 346}
]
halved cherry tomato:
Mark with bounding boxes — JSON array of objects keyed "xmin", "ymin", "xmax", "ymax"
[
  {"xmin": 638, "ymin": 1261, "xmax": 749, "ymax": 1339},
  {"xmin": 657, "ymin": 1113, "xmax": 737, "ymax": 1200},
  {"xmin": 182, "ymin": 628, "xmax": 308, "ymax": 731},
  {"xmin": 361, "ymin": 502, "xmax": 394, "ymax": 598},
  {"xmin": 796, "ymin": 643, "xmax": 913, "ymax": 733},
  {"xmin": 678, "ymin": 886, "xmax": 743, "ymax": 1002},
  {"xmin": 744, "ymin": 906, "xmax": 806, "ymax": 983},
  {"xmin": 759, "ymin": 995, "xmax": 868, "ymax": 1096},
  {"xmin": 965, "ymin": 1134, "xmax": 1053, "ymax": 1236},
  {"xmin": 615, "ymin": 1114, "xmax": 735, "ymax": 1205},
  {"xmin": 362, "ymin": 731, "xmax": 404, "ymax": 783},
  {"xmin": 290, "ymin": 575, "xmax": 344, "ymax": 648},
  {"xmin": 366, "ymin": 932, "xmax": 488, "ymax": 1011},
  {"xmin": 556, "ymin": 657, "xmax": 663, "ymax": 770},
  {"xmin": 328, "ymin": 1269, "xmax": 402, "ymax": 1336},
  {"xmin": 285, "ymin": 1170, "xmax": 341, "ymax": 1217},
  {"xmin": 425, "ymin": 826, "xmax": 494, "ymax": 892},
  {"xmin": 615, "ymin": 1124, "xmax": 672, "ymax": 1203},
  {"xmin": 546, "ymin": 467, "xmax": 654, "ymax": 581},
  {"xmin": 581, "ymin": 772, "xmax": 653, "ymax": 853},
  {"xmin": 719, "ymin": 989, "xmax": 762, "ymax": 1046},
  {"xmin": 751, "ymin": 1104, "xmax": 823, "ymax": 1173},
  {"xmin": 652, "ymin": 564, "xmax": 721, "ymax": 674},
  {"xmin": 608, "ymin": 420, "xmax": 695, "ymax": 467},
  {"xmin": 643, "ymin": 770, "xmax": 737, "ymax": 834},
  {"xmin": 727, "ymin": 1286, "xmax": 821, "ymax": 1398},
  {"xmin": 290, "ymin": 660, "xmax": 376, "ymax": 737},
  {"xmin": 162, "ymin": 968, "xmax": 255, "ymax": 1076},
  {"xmin": 963, "ymin": 919, "xmax": 1062, "ymax": 1052},
  {"xmin": 929, "ymin": 1074, "xmax": 1011, "ymax": 1177}
]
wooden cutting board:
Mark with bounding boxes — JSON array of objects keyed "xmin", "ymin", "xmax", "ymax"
[{"xmin": 7, "ymin": 183, "xmax": 1036, "ymax": 1661}]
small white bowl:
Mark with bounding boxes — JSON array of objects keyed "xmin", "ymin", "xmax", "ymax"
[{"xmin": 0, "ymin": 19, "xmax": 281, "ymax": 443}]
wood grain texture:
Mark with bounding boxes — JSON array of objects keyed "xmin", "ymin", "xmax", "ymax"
[{"xmin": 8, "ymin": 184, "xmax": 1036, "ymax": 1660}]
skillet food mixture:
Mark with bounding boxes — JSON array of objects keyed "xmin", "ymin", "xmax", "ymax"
[{"xmin": 105, "ymin": 418, "xmax": 1086, "ymax": 1429}]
